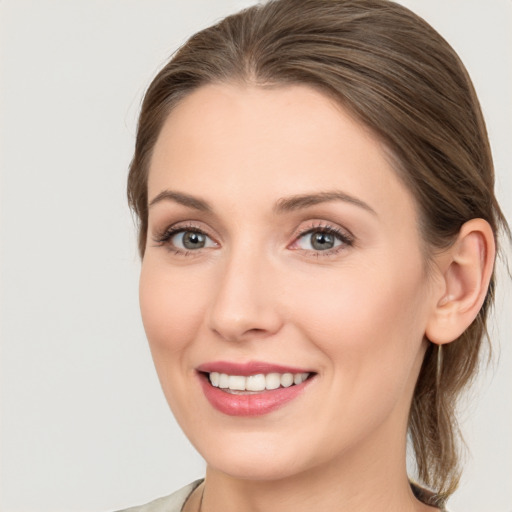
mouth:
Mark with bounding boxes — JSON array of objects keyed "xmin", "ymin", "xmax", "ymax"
[
  {"xmin": 205, "ymin": 371, "xmax": 311, "ymax": 394},
  {"xmin": 196, "ymin": 362, "xmax": 316, "ymax": 416}
]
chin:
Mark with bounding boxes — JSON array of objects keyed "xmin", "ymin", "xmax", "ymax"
[
  {"xmin": 195, "ymin": 431, "xmax": 313, "ymax": 482},
  {"xmin": 209, "ymin": 455, "xmax": 303, "ymax": 482}
]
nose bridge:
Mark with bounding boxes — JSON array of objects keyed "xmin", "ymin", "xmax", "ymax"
[{"xmin": 207, "ymin": 238, "xmax": 282, "ymax": 341}]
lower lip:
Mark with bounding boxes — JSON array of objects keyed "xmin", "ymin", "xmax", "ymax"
[{"xmin": 198, "ymin": 373, "xmax": 312, "ymax": 417}]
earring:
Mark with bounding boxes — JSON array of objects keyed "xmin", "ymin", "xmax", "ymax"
[{"xmin": 435, "ymin": 343, "xmax": 443, "ymax": 389}]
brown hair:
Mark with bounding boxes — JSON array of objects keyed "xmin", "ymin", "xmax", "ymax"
[{"xmin": 128, "ymin": 0, "xmax": 509, "ymax": 503}]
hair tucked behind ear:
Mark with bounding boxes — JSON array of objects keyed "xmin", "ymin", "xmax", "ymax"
[{"xmin": 128, "ymin": 0, "xmax": 510, "ymax": 502}]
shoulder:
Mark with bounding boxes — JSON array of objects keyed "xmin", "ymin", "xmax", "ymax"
[{"xmin": 114, "ymin": 480, "xmax": 203, "ymax": 512}]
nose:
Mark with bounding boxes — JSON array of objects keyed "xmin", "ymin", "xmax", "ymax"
[{"xmin": 206, "ymin": 247, "xmax": 283, "ymax": 342}]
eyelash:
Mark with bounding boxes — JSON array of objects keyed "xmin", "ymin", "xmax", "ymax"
[
  {"xmin": 153, "ymin": 224, "xmax": 216, "ymax": 256},
  {"xmin": 152, "ymin": 222, "xmax": 354, "ymax": 257},
  {"xmin": 291, "ymin": 223, "xmax": 354, "ymax": 257}
]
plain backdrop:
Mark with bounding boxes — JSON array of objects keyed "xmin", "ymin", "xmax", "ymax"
[{"xmin": 0, "ymin": 1, "xmax": 510, "ymax": 511}]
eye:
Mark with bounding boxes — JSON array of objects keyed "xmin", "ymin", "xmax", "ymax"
[
  {"xmin": 291, "ymin": 225, "xmax": 353, "ymax": 253},
  {"xmin": 170, "ymin": 229, "xmax": 216, "ymax": 250},
  {"xmin": 153, "ymin": 225, "xmax": 218, "ymax": 253},
  {"xmin": 298, "ymin": 231, "xmax": 340, "ymax": 251}
]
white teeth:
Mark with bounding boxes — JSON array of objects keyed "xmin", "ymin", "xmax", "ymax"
[
  {"xmin": 266, "ymin": 373, "xmax": 281, "ymax": 390},
  {"xmin": 208, "ymin": 371, "xmax": 310, "ymax": 391},
  {"xmin": 228, "ymin": 375, "xmax": 246, "ymax": 391},
  {"xmin": 281, "ymin": 373, "xmax": 294, "ymax": 388},
  {"xmin": 246, "ymin": 374, "xmax": 266, "ymax": 391},
  {"xmin": 294, "ymin": 372, "xmax": 309, "ymax": 385},
  {"xmin": 210, "ymin": 372, "xmax": 220, "ymax": 387},
  {"xmin": 219, "ymin": 373, "xmax": 229, "ymax": 389}
]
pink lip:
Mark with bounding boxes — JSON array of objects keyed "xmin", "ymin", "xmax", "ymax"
[
  {"xmin": 197, "ymin": 360, "xmax": 312, "ymax": 376},
  {"xmin": 196, "ymin": 361, "xmax": 315, "ymax": 417}
]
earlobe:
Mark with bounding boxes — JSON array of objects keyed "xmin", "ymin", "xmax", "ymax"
[{"xmin": 425, "ymin": 219, "xmax": 495, "ymax": 345}]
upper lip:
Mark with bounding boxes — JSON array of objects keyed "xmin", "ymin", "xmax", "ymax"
[{"xmin": 196, "ymin": 360, "xmax": 313, "ymax": 376}]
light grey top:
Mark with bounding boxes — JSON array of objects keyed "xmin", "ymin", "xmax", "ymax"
[
  {"xmin": 115, "ymin": 479, "xmax": 449, "ymax": 512},
  {"xmin": 115, "ymin": 480, "xmax": 203, "ymax": 512}
]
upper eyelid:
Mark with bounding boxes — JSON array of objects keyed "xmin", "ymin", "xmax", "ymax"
[
  {"xmin": 153, "ymin": 221, "xmax": 216, "ymax": 241},
  {"xmin": 293, "ymin": 222, "xmax": 354, "ymax": 240}
]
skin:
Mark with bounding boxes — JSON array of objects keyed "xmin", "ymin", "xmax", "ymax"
[{"xmin": 139, "ymin": 83, "xmax": 474, "ymax": 512}]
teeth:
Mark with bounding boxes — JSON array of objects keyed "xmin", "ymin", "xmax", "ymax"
[
  {"xmin": 219, "ymin": 373, "xmax": 229, "ymax": 389},
  {"xmin": 208, "ymin": 371, "xmax": 310, "ymax": 392},
  {"xmin": 228, "ymin": 375, "xmax": 245, "ymax": 391},
  {"xmin": 265, "ymin": 373, "xmax": 281, "ymax": 390},
  {"xmin": 294, "ymin": 373, "xmax": 308, "ymax": 385},
  {"xmin": 281, "ymin": 373, "xmax": 294, "ymax": 387},
  {"xmin": 246, "ymin": 373, "xmax": 266, "ymax": 391},
  {"xmin": 210, "ymin": 372, "xmax": 220, "ymax": 387}
]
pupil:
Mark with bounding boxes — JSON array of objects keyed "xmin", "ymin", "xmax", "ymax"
[
  {"xmin": 311, "ymin": 232, "xmax": 334, "ymax": 250},
  {"xmin": 183, "ymin": 231, "xmax": 205, "ymax": 249}
]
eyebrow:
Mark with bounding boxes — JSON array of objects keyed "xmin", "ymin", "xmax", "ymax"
[
  {"xmin": 274, "ymin": 190, "xmax": 376, "ymax": 215},
  {"xmin": 148, "ymin": 190, "xmax": 212, "ymax": 212},
  {"xmin": 148, "ymin": 189, "xmax": 376, "ymax": 216}
]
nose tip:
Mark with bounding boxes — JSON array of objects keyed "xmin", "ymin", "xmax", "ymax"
[
  {"xmin": 206, "ymin": 259, "xmax": 283, "ymax": 343},
  {"xmin": 208, "ymin": 296, "xmax": 283, "ymax": 343}
]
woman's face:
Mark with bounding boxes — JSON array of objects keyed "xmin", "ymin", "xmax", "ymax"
[{"xmin": 140, "ymin": 84, "xmax": 439, "ymax": 480}]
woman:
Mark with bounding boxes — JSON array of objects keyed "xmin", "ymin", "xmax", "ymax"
[{"xmin": 122, "ymin": 0, "xmax": 509, "ymax": 510}]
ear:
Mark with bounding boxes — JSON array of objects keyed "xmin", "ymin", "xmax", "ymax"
[{"xmin": 425, "ymin": 218, "xmax": 496, "ymax": 345}]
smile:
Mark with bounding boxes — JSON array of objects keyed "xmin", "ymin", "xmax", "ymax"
[
  {"xmin": 197, "ymin": 362, "xmax": 315, "ymax": 416},
  {"xmin": 208, "ymin": 372, "xmax": 310, "ymax": 393}
]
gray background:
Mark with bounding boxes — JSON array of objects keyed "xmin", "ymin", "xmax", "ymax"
[{"xmin": 1, "ymin": 1, "xmax": 510, "ymax": 511}]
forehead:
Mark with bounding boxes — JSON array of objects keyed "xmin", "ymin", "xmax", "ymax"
[{"xmin": 148, "ymin": 83, "xmax": 416, "ymax": 221}]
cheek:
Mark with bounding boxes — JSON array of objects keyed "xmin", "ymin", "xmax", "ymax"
[
  {"xmin": 288, "ymin": 264, "xmax": 429, "ymax": 446},
  {"xmin": 138, "ymin": 260, "xmax": 213, "ymax": 427},
  {"xmin": 290, "ymin": 259, "xmax": 429, "ymax": 380},
  {"xmin": 139, "ymin": 260, "xmax": 208, "ymax": 356}
]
